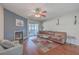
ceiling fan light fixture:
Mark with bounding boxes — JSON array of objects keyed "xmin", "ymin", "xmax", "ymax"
[
  {"xmin": 34, "ymin": 14, "xmax": 41, "ymax": 17},
  {"xmin": 32, "ymin": 8, "xmax": 47, "ymax": 18}
]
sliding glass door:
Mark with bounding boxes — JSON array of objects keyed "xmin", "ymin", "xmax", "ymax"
[{"xmin": 28, "ymin": 23, "xmax": 39, "ymax": 37}]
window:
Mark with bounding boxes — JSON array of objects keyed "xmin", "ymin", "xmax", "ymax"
[{"xmin": 29, "ymin": 23, "xmax": 39, "ymax": 36}]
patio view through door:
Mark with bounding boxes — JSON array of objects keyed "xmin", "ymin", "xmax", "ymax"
[{"xmin": 28, "ymin": 23, "xmax": 39, "ymax": 37}]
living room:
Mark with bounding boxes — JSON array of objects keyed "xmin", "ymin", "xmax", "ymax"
[{"xmin": 0, "ymin": 3, "xmax": 79, "ymax": 55}]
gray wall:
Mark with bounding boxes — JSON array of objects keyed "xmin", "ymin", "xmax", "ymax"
[{"xmin": 4, "ymin": 9, "xmax": 27, "ymax": 41}]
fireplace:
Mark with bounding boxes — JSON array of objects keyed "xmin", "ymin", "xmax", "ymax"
[{"xmin": 14, "ymin": 31, "xmax": 23, "ymax": 44}]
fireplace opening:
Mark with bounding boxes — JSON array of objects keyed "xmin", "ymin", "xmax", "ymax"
[{"xmin": 14, "ymin": 31, "xmax": 23, "ymax": 44}]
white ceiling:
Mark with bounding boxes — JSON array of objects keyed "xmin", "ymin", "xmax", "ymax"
[{"xmin": 1, "ymin": 3, "xmax": 79, "ymax": 21}]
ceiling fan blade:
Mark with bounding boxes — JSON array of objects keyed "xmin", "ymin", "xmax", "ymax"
[{"xmin": 42, "ymin": 11, "xmax": 47, "ymax": 13}]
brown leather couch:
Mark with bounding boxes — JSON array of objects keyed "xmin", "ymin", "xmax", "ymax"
[{"xmin": 38, "ymin": 31, "xmax": 67, "ymax": 44}]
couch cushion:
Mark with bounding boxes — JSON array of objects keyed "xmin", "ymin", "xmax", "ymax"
[
  {"xmin": 0, "ymin": 40, "xmax": 15, "ymax": 49},
  {"xmin": 0, "ymin": 45, "xmax": 4, "ymax": 51}
]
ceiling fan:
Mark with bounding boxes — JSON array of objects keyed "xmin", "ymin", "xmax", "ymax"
[{"xmin": 32, "ymin": 8, "xmax": 47, "ymax": 17}]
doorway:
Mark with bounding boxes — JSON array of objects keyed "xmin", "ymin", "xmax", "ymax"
[{"xmin": 28, "ymin": 23, "xmax": 39, "ymax": 37}]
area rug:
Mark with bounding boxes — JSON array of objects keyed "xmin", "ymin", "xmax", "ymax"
[{"xmin": 32, "ymin": 38, "xmax": 60, "ymax": 53}]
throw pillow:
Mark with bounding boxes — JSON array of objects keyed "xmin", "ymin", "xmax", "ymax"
[{"xmin": 0, "ymin": 40, "xmax": 15, "ymax": 49}]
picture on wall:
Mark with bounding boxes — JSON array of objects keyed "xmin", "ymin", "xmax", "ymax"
[
  {"xmin": 74, "ymin": 16, "xmax": 77, "ymax": 25},
  {"xmin": 16, "ymin": 19, "xmax": 24, "ymax": 26},
  {"xmin": 56, "ymin": 18, "xmax": 59, "ymax": 25}
]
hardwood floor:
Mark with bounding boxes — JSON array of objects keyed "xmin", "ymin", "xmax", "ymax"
[{"xmin": 23, "ymin": 37, "xmax": 79, "ymax": 55}]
